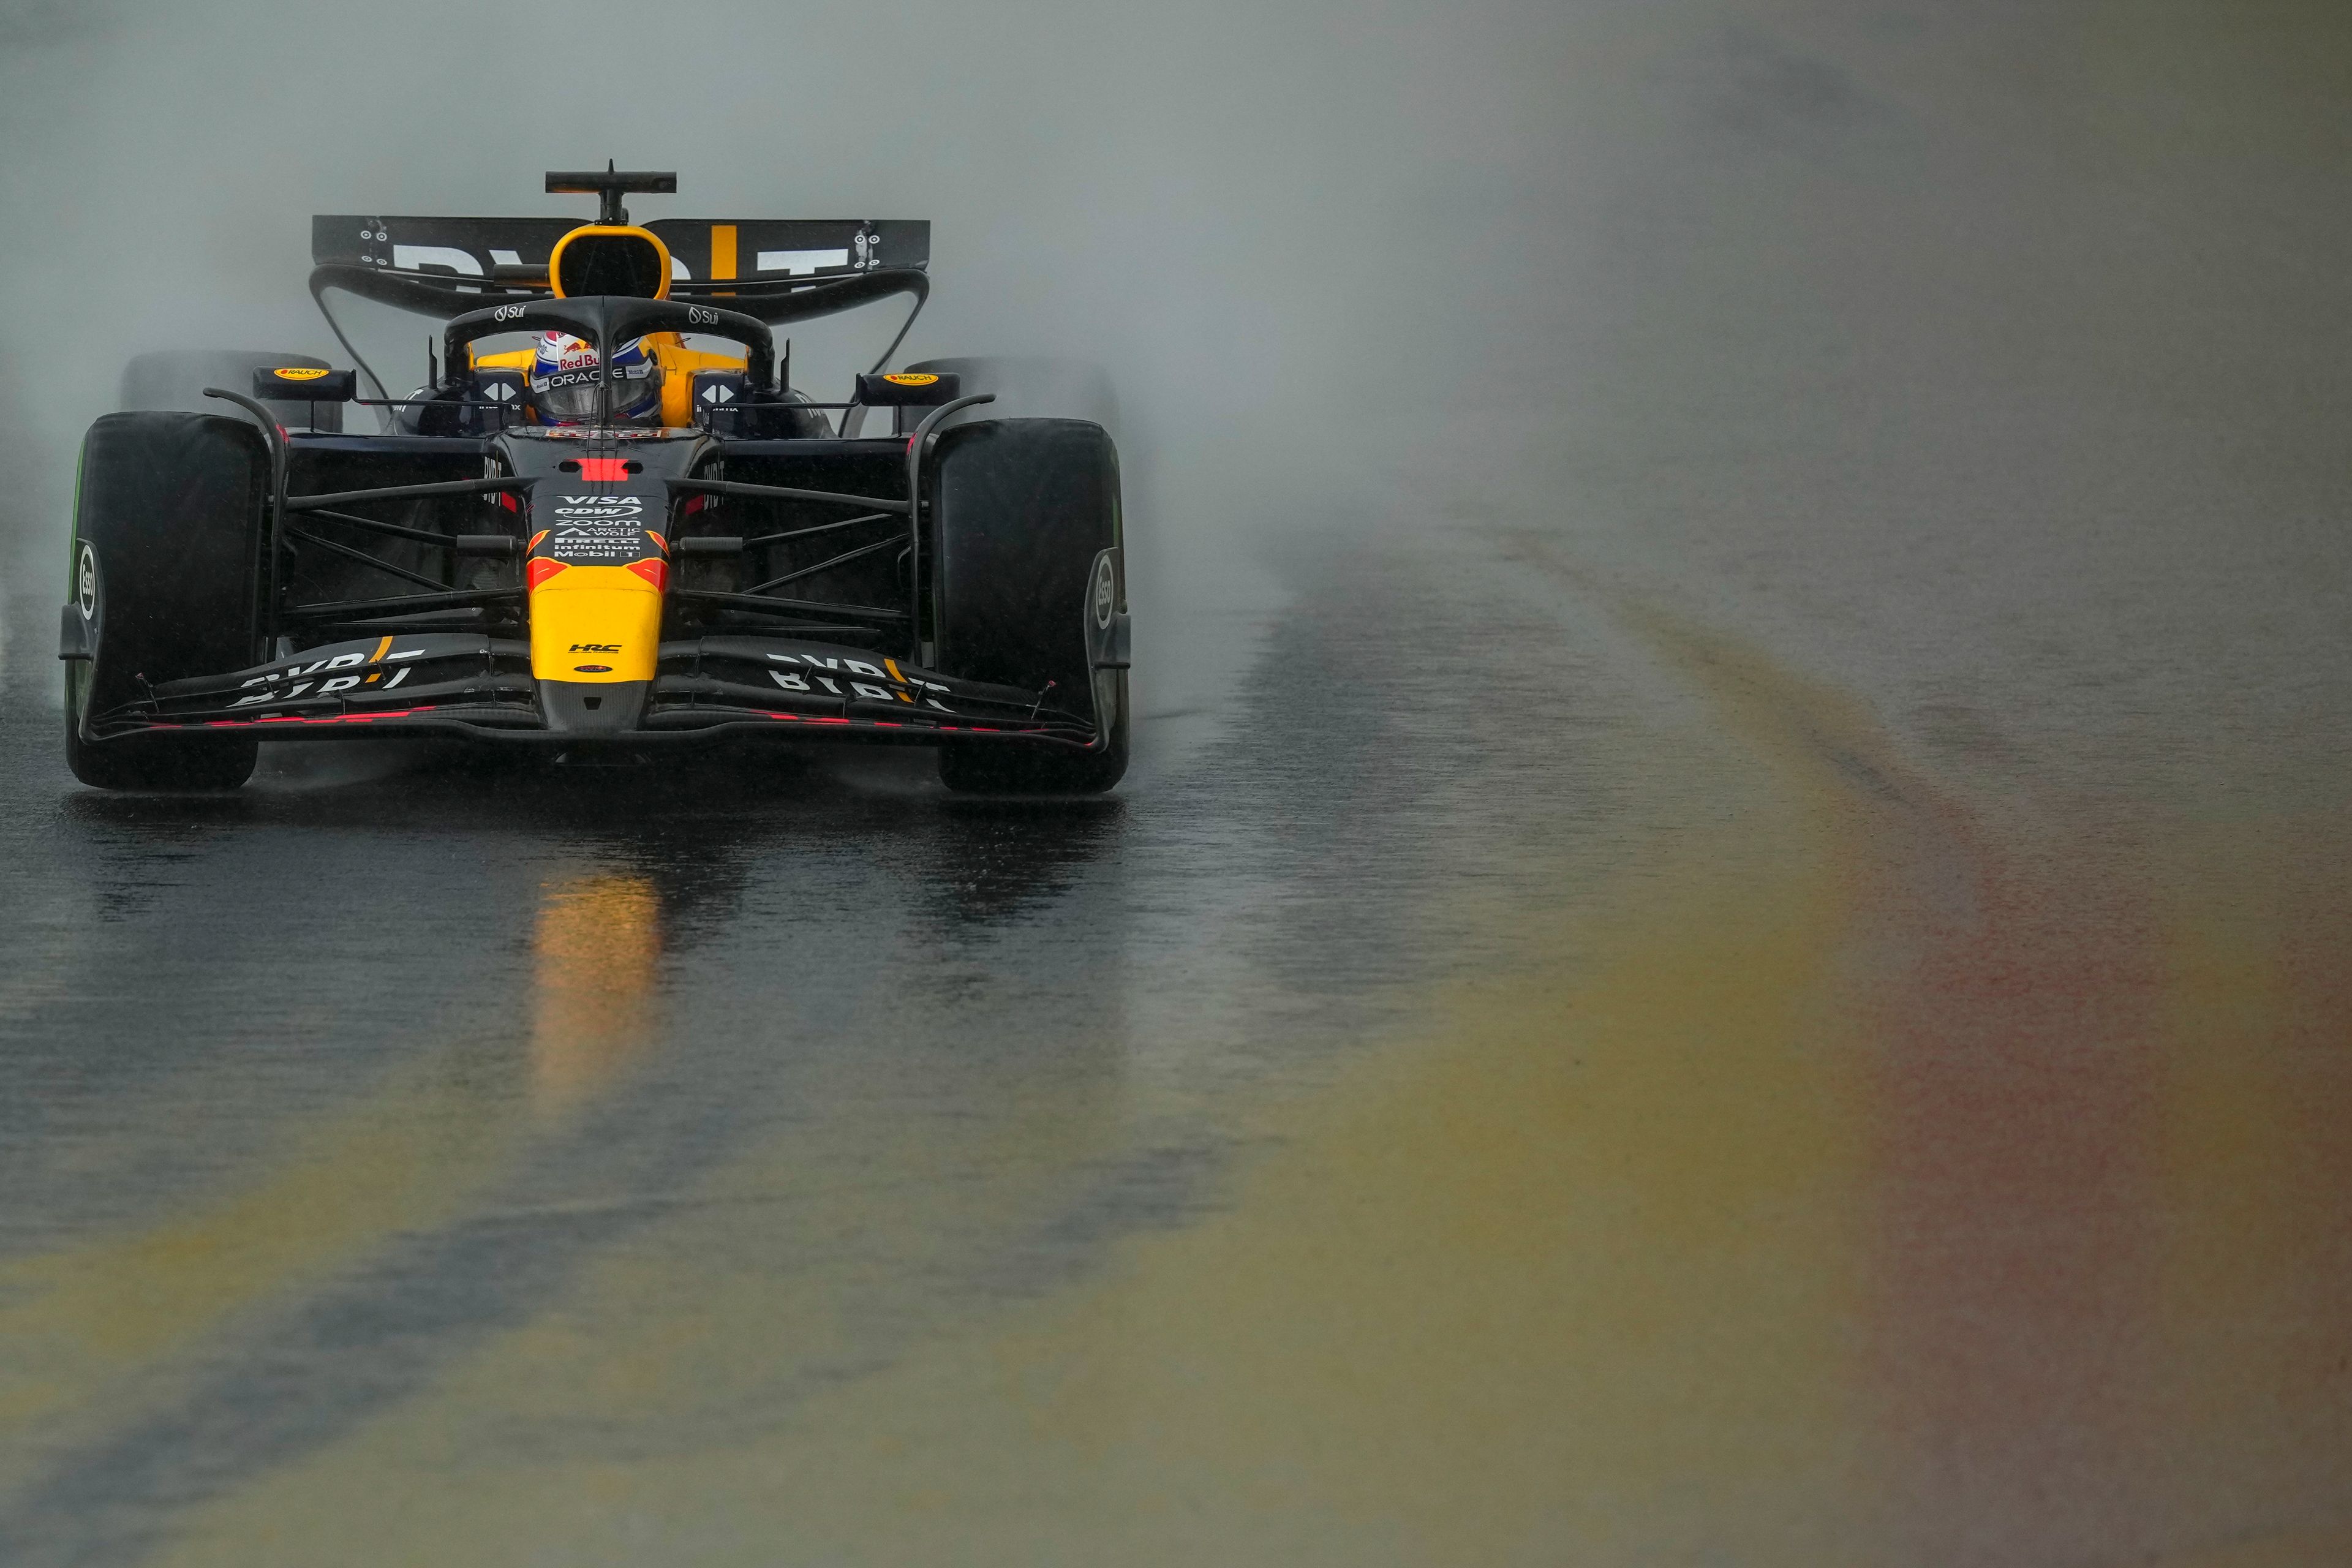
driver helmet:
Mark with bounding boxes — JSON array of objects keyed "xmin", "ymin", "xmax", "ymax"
[{"xmin": 526, "ymin": 331, "xmax": 663, "ymax": 426}]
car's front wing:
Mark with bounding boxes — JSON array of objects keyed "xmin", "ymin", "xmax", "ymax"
[{"xmin": 89, "ymin": 632, "xmax": 1102, "ymax": 751}]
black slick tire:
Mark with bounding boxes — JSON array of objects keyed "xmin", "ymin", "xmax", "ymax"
[
  {"xmin": 64, "ymin": 412, "xmax": 266, "ymax": 791},
  {"xmin": 929, "ymin": 418, "xmax": 1128, "ymax": 795}
]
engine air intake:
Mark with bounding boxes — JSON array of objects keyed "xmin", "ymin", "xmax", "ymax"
[{"xmin": 549, "ymin": 225, "xmax": 671, "ymax": 300}]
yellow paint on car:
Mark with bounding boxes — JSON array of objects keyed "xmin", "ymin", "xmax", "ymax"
[{"xmin": 527, "ymin": 565, "xmax": 663, "ymax": 682}]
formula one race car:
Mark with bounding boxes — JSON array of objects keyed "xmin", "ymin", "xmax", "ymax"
[{"xmin": 61, "ymin": 167, "xmax": 1129, "ymax": 793}]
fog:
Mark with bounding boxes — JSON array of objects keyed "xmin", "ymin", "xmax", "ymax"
[
  {"xmin": 0, "ymin": 0, "xmax": 1635, "ymax": 720},
  {"xmin": 6, "ymin": 0, "xmax": 2348, "ymax": 761}
]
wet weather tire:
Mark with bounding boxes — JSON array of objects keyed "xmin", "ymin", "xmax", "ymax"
[
  {"xmin": 64, "ymin": 412, "xmax": 266, "ymax": 791},
  {"xmin": 930, "ymin": 418, "xmax": 1128, "ymax": 795}
]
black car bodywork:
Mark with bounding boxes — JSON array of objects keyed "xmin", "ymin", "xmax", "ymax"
[{"xmin": 61, "ymin": 169, "xmax": 1131, "ymax": 792}]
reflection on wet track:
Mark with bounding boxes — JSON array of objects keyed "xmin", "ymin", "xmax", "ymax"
[
  {"xmin": 531, "ymin": 873, "xmax": 662, "ymax": 1114},
  {"xmin": 5, "ymin": 513, "xmax": 2350, "ymax": 1565}
]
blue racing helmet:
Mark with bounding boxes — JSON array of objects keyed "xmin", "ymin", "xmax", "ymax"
[{"xmin": 526, "ymin": 331, "xmax": 663, "ymax": 426}]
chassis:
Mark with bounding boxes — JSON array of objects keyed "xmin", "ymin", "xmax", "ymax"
[{"xmin": 60, "ymin": 169, "xmax": 1130, "ymax": 793}]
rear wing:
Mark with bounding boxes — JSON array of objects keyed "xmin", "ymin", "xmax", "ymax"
[
  {"xmin": 311, "ymin": 216, "xmax": 929, "ymax": 285},
  {"xmin": 307, "ymin": 200, "xmax": 933, "ymax": 399}
]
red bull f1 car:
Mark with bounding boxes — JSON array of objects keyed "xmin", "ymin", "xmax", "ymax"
[{"xmin": 60, "ymin": 168, "xmax": 1129, "ymax": 793}]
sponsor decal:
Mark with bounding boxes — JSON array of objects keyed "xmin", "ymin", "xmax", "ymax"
[
  {"xmin": 530, "ymin": 363, "xmax": 649, "ymax": 393},
  {"xmin": 270, "ymin": 366, "xmax": 329, "ymax": 382},
  {"xmin": 767, "ymin": 672, "xmax": 902, "ymax": 703},
  {"xmin": 208, "ymin": 640, "xmax": 440, "ymax": 712},
  {"xmin": 755, "ymin": 247, "xmax": 849, "ymax": 276},
  {"xmin": 573, "ymin": 665, "xmax": 613, "ymax": 674},
  {"xmin": 687, "ymin": 305, "xmax": 720, "ymax": 326},
  {"xmin": 570, "ymin": 643, "xmax": 622, "ymax": 653},
  {"xmin": 771, "ymin": 671, "xmax": 888, "ymax": 699},
  {"xmin": 769, "ymin": 650, "xmax": 947, "ymax": 693},
  {"xmin": 228, "ymin": 658, "xmax": 410, "ymax": 708},
  {"xmin": 546, "ymin": 530, "xmax": 650, "ymax": 567},
  {"xmin": 882, "ymin": 372, "xmax": 938, "ymax": 388},
  {"xmin": 534, "ymin": 493, "xmax": 663, "ymax": 568},
  {"xmin": 765, "ymin": 651, "xmax": 888, "ymax": 679},
  {"xmin": 239, "ymin": 650, "xmax": 363, "ymax": 684},
  {"xmin": 552, "ymin": 495, "xmax": 644, "ymax": 516},
  {"xmin": 766, "ymin": 654, "xmax": 944, "ymax": 709},
  {"xmin": 75, "ymin": 542, "xmax": 96, "ymax": 617},
  {"xmin": 393, "ymin": 244, "xmax": 481, "ymax": 276}
]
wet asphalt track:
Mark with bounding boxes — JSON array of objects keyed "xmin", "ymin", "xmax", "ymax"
[{"xmin": 6, "ymin": 2, "xmax": 2352, "ymax": 1564}]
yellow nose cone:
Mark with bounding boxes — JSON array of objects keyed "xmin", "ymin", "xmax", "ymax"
[{"xmin": 528, "ymin": 562, "xmax": 665, "ymax": 682}]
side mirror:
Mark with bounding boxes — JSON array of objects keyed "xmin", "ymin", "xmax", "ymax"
[
  {"xmin": 254, "ymin": 366, "xmax": 356, "ymax": 402},
  {"xmin": 854, "ymin": 370, "xmax": 961, "ymax": 407}
]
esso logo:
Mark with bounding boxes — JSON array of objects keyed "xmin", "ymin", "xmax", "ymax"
[
  {"xmin": 494, "ymin": 303, "xmax": 526, "ymax": 322},
  {"xmin": 687, "ymin": 306, "xmax": 719, "ymax": 326}
]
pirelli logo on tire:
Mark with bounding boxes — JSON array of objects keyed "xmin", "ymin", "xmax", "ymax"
[
  {"xmin": 1083, "ymin": 548, "xmax": 1129, "ymax": 672},
  {"xmin": 1091, "ymin": 554, "xmax": 1117, "ymax": 630}
]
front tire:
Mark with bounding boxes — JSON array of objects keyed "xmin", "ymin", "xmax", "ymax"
[
  {"xmin": 929, "ymin": 418, "xmax": 1128, "ymax": 795},
  {"xmin": 64, "ymin": 412, "xmax": 266, "ymax": 791}
]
